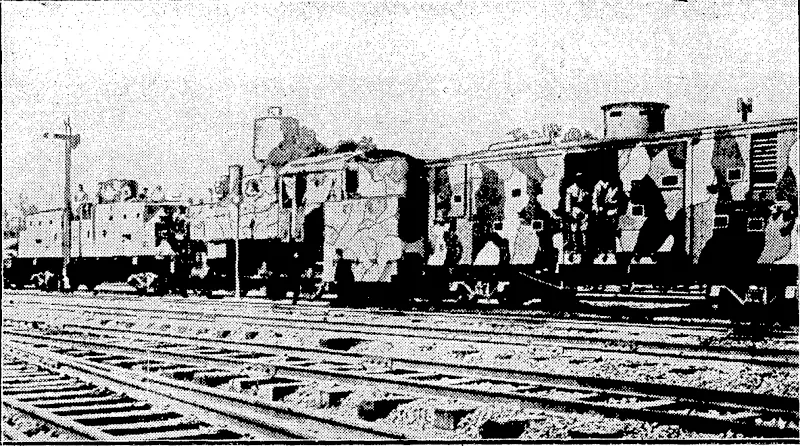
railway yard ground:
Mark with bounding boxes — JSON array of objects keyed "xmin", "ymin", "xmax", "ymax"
[{"xmin": 2, "ymin": 288, "xmax": 799, "ymax": 442}]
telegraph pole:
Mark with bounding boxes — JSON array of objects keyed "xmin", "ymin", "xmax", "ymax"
[
  {"xmin": 229, "ymin": 165, "xmax": 243, "ymax": 298},
  {"xmin": 44, "ymin": 118, "xmax": 81, "ymax": 291}
]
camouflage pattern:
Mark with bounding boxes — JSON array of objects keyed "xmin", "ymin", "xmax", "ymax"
[
  {"xmin": 429, "ymin": 152, "xmax": 563, "ymax": 268},
  {"xmin": 427, "ymin": 121, "xmax": 798, "ymax": 274},
  {"xmin": 693, "ymin": 129, "xmax": 798, "ymax": 266},
  {"xmin": 281, "ymin": 153, "xmax": 414, "ymax": 283},
  {"xmin": 322, "ymin": 197, "xmax": 402, "ymax": 282},
  {"xmin": 619, "ymin": 142, "xmax": 685, "ymax": 262},
  {"xmin": 189, "ymin": 171, "xmax": 283, "ymax": 241}
]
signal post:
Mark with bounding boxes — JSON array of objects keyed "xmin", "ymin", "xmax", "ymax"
[{"xmin": 44, "ymin": 118, "xmax": 80, "ymax": 291}]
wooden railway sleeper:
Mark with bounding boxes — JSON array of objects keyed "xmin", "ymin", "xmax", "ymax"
[
  {"xmin": 2, "ymin": 352, "xmax": 250, "ymax": 441},
  {"xmin": 6, "ymin": 342, "xmax": 405, "ymax": 440},
  {"xmin": 6, "ymin": 327, "xmax": 798, "ymax": 438}
]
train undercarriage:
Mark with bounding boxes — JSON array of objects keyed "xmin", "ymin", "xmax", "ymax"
[{"xmin": 4, "ymin": 245, "xmax": 797, "ymax": 325}]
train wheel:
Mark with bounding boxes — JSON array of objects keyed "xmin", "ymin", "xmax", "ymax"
[
  {"xmin": 495, "ymin": 283, "xmax": 521, "ymax": 309},
  {"xmin": 3, "ymin": 271, "xmax": 18, "ymax": 290},
  {"xmin": 445, "ymin": 281, "xmax": 470, "ymax": 304},
  {"xmin": 86, "ymin": 281, "xmax": 99, "ymax": 294}
]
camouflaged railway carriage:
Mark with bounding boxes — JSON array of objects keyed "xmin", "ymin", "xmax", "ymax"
[
  {"xmin": 425, "ymin": 102, "xmax": 799, "ymax": 310},
  {"xmin": 5, "ymin": 102, "xmax": 798, "ymax": 313}
]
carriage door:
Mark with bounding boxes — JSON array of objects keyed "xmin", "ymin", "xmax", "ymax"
[{"xmin": 562, "ymin": 148, "xmax": 619, "ymax": 263}]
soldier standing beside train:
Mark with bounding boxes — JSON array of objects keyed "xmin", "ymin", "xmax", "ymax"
[
  {"xmin": 591, "ymin": 177, "xmax": 627, "ymax": 263},
  {"xmin": 73, "ymin": 184, "xmax": 90, "ymax": 219},
  {"xmin": 564, "ymin": 172, "xmax": 590, "ymax": 263},
  {"xmin": 333, "ymin": 248, "xmax": 356, "ymax": 306}
]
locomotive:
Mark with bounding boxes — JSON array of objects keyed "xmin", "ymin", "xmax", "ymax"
[{"xmin": 5, "ymin": 101, "xmax": 798, "ymax": 313}]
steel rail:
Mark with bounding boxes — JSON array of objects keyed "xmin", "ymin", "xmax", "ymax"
[
  {"xmin": 6, "ymin": 294, "xmax": 797, "ymax": 368},
  {"xmin": 5, "ymin": 341, "xmax": 404, "ymax": 441},
  {"xmin": 10, "ymin": 288, "xmax": 796, "ymax": 339},
  {"xmin": 6, "ymin": 310, "xmax": 796, "ymax": 370},
  {"xmin": 5, "ymin": 327, "xmax": 797, "ymax": 439},
  {"xmin": 6, "ymin": 322, "xmax": 797, "ymax": 412},
  {"xmin": 2, "ymin": 348, "xmax": 262, "ymax": 441},
  {"xmin": 8, "ymin": 288, "xmax": 786, "ymax": 332}
]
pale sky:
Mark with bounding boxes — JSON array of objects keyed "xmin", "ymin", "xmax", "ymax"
[{"xmin": 2, "ymin": 0, "xmax": 798, "ymax": 212}]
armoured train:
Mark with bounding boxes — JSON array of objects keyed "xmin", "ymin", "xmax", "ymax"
[{"xmin": 5, "ymin": 102, "xmax": 798, "ymax": 313}]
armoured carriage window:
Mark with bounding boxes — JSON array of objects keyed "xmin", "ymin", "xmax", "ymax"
[
  {"xmin": 747, "ymin": 217, "xmax": 765, "ymax": 232},
  {"xmin": 531, "ymin": 219, "xmax": 544, "ymax": 231},
  {"xmin": 714, "ymin": 214, "xmax": 729, "ymax": 229},
  {"xmin": 245, "ymin": 178, "xmax": 262, "ymax": 197},
  {"xmin": 122, "ymin": 234, "xmax": 132, "ymax": 240},
  {"xmin": 109, "ymin": 215, "xmax": 113, "ymax": 221},
  {"xmin": 494, "ymin": 221, "xmax": 503, "ymax": 231},
  {"xmin": 631, "ymin": 205, "xmax": 644, "ymax": 216},
  {"xmin": 102, "ymin": 230, "xmax": 108, "ymax": 238},
  {"xmin": 661, "ymin": 175, "xmax": 679, "ymax": 188},
  {"xmin": 345, "ymin": 168, "xmax": 359, "ymax": 198},
  {"xmin": 750, "ymin": 132, "xmax": 779, "ymax": 189},
  {"xmin": 434, "ymin": 164, "xmax": 467, "ymax": 220},
  {"xmin": 727, "ymin": 168, "xmax": 742, "ymax": 182},
  {"xmin": 610, "ymin": 111, "xmax": 623, "ymax": 117},
  {"xmin": 295, "ymin": 174, "xmax": 307, "ymax": 206},
  {"xmin": 511, "ymin": 188, "xmax": 522, "ymax": 197},
  {"xmin": 123, "ymin": 214, "xmax": 127, "ymax": 220}
]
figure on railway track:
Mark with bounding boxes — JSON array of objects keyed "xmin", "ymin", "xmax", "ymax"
[
  {"xmin": 443, "ymin": 219, "xmax": 463, "ymax": 267},
  {"xmin": 333, "ymin": 248, "xmax": 356, "ymax": 306},
  {"xmin": 189, "ymin": 248, "xmax": 212, "ymax": 298},
  {"xmin": 289, "ymin": 250, "xmax": 303, "ymax": 304}
]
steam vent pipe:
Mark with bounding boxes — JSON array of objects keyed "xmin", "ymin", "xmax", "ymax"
[{"xmin": 601, "ymin": 102, "xmax": 669, "ymax": 139}]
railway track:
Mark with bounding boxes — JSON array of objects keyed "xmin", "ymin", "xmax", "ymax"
[
  {"xmin": 3, "ymin": 317, "xmax": 798, "ymax": 440},
  {"xmin": 2, "ymin": 345, "xmax": 381, "ymax": 441},
  {"xmin": 6, "ymin": 291, "xmax": 797, "ymax": 369}
]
